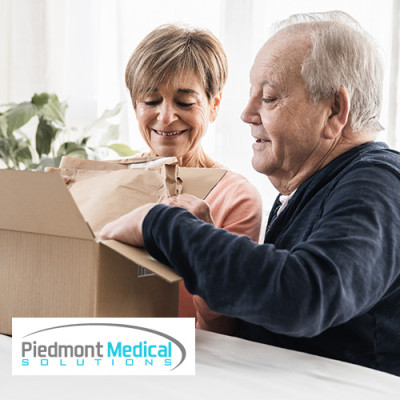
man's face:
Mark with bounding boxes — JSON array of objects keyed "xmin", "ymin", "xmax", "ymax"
[{"xmin": 241, "ymin": 33, "xmax": 331, "ymax": 188}]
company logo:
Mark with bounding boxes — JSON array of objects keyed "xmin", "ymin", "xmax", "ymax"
[{"xmin": 12, "ymin": 318, "xmax": 195, "ymax": 375}]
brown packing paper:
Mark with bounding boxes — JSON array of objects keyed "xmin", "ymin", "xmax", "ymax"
[
  {"xmin": 58, "ymin": 156, "xmax": 182, "ymax": 236},
  {"xmin": 59, "ymin": 155, "xmax": 228, "ymax": 203}
]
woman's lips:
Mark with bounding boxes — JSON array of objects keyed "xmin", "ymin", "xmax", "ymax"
[{"xmin": 152, "ymin": 129, "xmax": 187, "ymax": 137}]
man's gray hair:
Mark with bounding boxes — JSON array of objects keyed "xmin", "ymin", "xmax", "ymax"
[{"xmin": 274, "ymin": 11, "xmax": 384, "ymax": 133}]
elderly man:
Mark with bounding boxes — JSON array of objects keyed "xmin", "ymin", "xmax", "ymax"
[{"xmin": 100, "ymin": 11, "xmax": 400, "ymax": 376}]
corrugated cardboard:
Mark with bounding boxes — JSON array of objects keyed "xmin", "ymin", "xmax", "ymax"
[{"xmin": 0, "ymin": 163, "xmax": 226, "ymax": 335}]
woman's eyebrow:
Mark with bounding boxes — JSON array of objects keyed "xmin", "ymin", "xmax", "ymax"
[{"xmin": 176, "ymin": 88, "xmax": 200, "ymax": 95}]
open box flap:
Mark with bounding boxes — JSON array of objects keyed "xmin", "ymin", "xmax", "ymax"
[
  {"xmin": 101, "ymin": 240, "xmax": 181, "ymax": 283},
  {"xmin": 179, "ymin": 167, "xmax": 227, "ymax": 198},
  {"xmin": 0, "ymin": 166, "xmax": 227, "ymax": 282},
  {"xmin": 0, "ymin": 170, "xmax": 93, "ymax": 240}
]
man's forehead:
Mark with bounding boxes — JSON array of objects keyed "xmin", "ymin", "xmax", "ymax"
[
  {"xmin": 250, "ymin": 33, "xmax": 308, "ymax": 84},
  {"xmin": 261, "ymin": 31, "xmax": 309, "ymax": 61}
]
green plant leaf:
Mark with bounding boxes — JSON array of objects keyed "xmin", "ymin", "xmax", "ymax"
[
  {"xmin": 36, "ymin": 116, "xmax": 59, "ymax": 157},
  {"xmin": 0, "ymin": 137, "xmax": 10, "ymax": 165},
  {"xmin": 39, "ymin": 93, "xmax": 67, "ymax": 126},
  {"xmin": 0, "ymin": 102, "xmax": 17, "ymax": 108},
  {"xmin": 0, "ymin": 115, "xmax": 7, "ymax": 138},
  {"xmin": 3, "ymin": 135, "xmax": 19, "ymax": 168},
  {"xmin": 5, "ymin": 102, "xmax": 37, "ymax": 136},
  {"xmin": 31, "ymin": 92, "xmax": 50, "ymax": 107},
  {"xmin": 80, "ymin": 136, "xmax": 90, "ymax": 146},
  {"xmin": 98, "ymin": 123, "xmax": 119, "ymax": 146},
  {"xmin": 38, "ymin": 155, "xmax": 63, "ymax": 170},
  {"xmin": 83, "ymin": 103, "xmax": 122, "ymax": 134},
  {"xmin": 105, "ymin": 143, "xmax": 139, "ymax": 157},
  {"xmin": 14, "ymin": 144, "xmax": 33, "ymax": 165},
  {"xmin": 0, "ymin": 136, "xmax": 32, "ymax": 169},
  {"xmin": 56, "ymin": 141, "xmax": 88, "ymax": 159},
  {"xmin": 98, "ymin": 102, "xmax": 122, "ymax": 119}
]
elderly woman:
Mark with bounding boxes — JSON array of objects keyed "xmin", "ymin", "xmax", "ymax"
[{"xmin": 125, "ymin": 24, "xmax": 262, "ymax": 323}]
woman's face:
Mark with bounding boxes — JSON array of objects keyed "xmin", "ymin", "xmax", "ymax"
[{"xmin": 135, "ymin": 71, "xmax": 221, "ymax": 158}]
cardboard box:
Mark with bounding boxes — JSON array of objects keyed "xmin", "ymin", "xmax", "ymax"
[{"xmin": 0, "ymin": 166, "xmax": 226, "ymax": 335}]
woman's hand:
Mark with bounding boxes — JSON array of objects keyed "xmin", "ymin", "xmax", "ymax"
[
  {"xmin": 99, "ymin": 203, "xmax": 157, "ymax": 247},
  {"xmin": 162, "ymin": 194, "xmax": 214, "ymax": 225},
  {"xmin": 193, "ymin": 295, "xmax": 237, "ymax": 335},
  {"xmin": 44, "ymin": 167, "xmax": 72, "ymax": 184}
]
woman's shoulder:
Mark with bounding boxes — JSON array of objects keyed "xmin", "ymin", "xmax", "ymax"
[
  {"xmin": 206, "ymin": 162, "xmax": 263, "ymax": 241},
  {"xmin": 206, "ymin": 163, "xmax": 262, "ymax": 214},
  {"xmin": 210, "ymin": 162, "xmax": 260, "ymax": 196}
]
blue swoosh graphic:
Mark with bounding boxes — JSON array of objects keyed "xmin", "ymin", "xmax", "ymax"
[{"xmin": 23, "ymin": 322, "xmax": 187, "ymax": 371}]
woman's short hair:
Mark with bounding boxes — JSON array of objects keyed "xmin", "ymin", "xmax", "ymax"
[
  {"xmin": 125, "ymin": 24, "xmax": 228, "ymax": 105},
  {"xmin": 274, "ymin": 11, "xmax": 384, "ymax": 133}
]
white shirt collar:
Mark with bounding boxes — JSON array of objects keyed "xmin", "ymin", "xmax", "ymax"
[{"xmin": 277, "ymin": 190, "xmax": 296, "ymax": 215}]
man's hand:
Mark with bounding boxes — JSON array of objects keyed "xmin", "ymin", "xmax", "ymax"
[
  {"xmin": 99, "ymin": 194, "xmax": 211, "ymax": 246},
  {"xmin": 99, "ymin": 203, "xmax": 157, "ymax": 247},
  {"xmin": 162, "ymin": 194, "xmax": 214, "ymax": 225}
]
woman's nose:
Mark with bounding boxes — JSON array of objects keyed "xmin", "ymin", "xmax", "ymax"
[{"xmin": 157, "ymin": 102, "xmax": 178, "ymax": 125}]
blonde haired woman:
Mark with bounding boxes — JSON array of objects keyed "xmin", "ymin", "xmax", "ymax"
[{"xmin": 125, "ymin": 25, "xmax": 262, "ymax": 332}]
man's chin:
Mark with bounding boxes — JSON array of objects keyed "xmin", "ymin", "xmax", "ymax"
[{"xmin": 251, "ymin": 158, "xmax": 269, "ymax": 175}]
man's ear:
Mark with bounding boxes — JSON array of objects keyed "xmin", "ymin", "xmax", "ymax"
[
  {"xmin": 209, "ymin": 92, "xmax": 222, "ymax": 123},
  {"xmin": 324, "ymin": 86, "xmax": 350, "ymax": 139}
]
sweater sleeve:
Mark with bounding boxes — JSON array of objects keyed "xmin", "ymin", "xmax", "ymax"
[{"xmin": 143, "ymin": 164, "xmax": 400, "ymax": 338}]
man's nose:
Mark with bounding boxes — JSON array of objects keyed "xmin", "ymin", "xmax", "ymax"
[
  {"xmin": 241, "ymin": 99, "xmax": 261, "ymax": 125},
  {"xmin": 157, "ymin": 102, "xmax": 178, "ymax": 125}
]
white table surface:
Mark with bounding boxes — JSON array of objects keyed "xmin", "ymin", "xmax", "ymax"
[{"xmin": 1, "ymin": 330, "xmax": 400, "ymax": 399}]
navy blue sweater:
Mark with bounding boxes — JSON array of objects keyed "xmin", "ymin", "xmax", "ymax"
[{"xmin": 143, "ymin": 142, "xmax": 400, "ymax": 375}]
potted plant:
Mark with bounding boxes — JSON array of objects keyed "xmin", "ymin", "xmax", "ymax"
[{"xmin": 0, "ymin": 92, "xmax": 137, "ymax": 170}]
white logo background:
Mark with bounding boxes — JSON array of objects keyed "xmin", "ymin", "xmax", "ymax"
[{"xmin": 12, "ymin": 318, "xmax": 195, "ymax": 375}]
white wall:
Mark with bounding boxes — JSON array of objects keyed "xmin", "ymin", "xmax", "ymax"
[{"xmin": 1, "ymin": 0, "xmax": 399, "ymax": 212}]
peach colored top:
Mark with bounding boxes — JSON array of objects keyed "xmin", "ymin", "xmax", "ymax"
[{"xmin": 179, "ymin": 163, "xmax": 263, "ymax": 317}]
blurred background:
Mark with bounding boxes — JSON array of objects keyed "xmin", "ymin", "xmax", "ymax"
[{"xmin": 1, "ymin": 0, "xmax": 399, "ymax": 210}]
